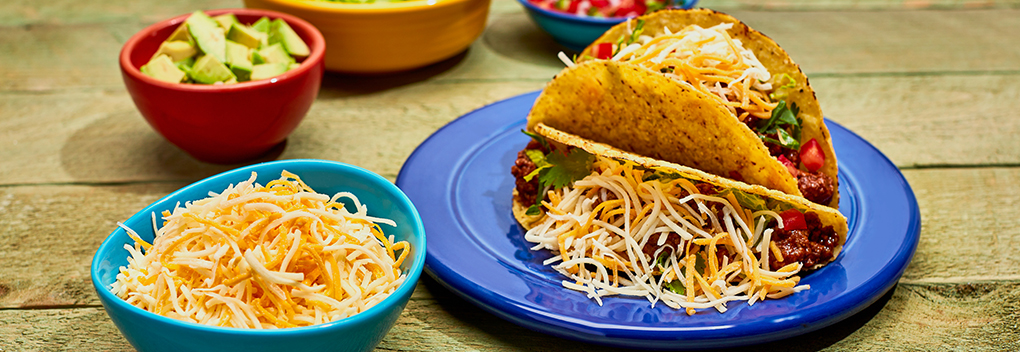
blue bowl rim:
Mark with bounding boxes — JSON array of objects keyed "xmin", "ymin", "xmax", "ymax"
[
  {"xmin": 90, "ymin": 158, "xmax": 426, "ymax": 336},
  {"xmin": 516, "ymin": 0, "xmax": 698, "ymax": 25}
]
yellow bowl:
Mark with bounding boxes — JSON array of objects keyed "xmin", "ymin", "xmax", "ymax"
[{"xmin": 245, "ymin": 0, "xmax": 491, "ymax": 74}]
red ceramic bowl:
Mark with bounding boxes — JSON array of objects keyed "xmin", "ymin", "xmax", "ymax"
[{"xmin": 120, "ymin": 8, "xmax": 325, "ymax": 164}]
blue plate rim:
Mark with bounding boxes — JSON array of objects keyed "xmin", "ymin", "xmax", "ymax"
[{"xmin": 396, "ymin": 91, "xmax": 921, "ymax": 349}]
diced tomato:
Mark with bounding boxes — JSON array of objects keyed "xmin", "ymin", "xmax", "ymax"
[
  {"xmin": 590, "ymin": 0, "xmax": 610, "ymax": 8},
  {"xmin": 776, "ymin": 155, "xmax": 799, "ymax": 176},
  {"xmin": 799, "ymin": 138, "xmax": 825, "ymax": 173},
  {"xmin": 565, "ymin": 0, "xmax": 580, "ymax": 13},
  {"xmin": 779, "ymin": 209, "xmax": 807, "ymax": 231},
  {"xmin": 614, "ymin": 1, "xmax": 647, "ymax": 17},
  {"xmin": 592, "ymin": 42, "xmax": 614, "ymax": 59}
]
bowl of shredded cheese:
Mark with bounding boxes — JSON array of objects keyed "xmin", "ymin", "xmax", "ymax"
[{"xmin": 91, "ymin": 159, "xmax": 425, "ymax": 352}]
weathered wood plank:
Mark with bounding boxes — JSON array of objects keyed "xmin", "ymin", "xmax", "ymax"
[
  {"xmin": 2, "ymin": 73, "xmax": 1017, "ymax": 185},
  {"xmin": 0, "ymin": 0, "xmax": 243, "ymax": 26},
  {"xmin": 4, "ymin": 0, "xmax": 1016, "ymax": 27},
  {"xmin": 0, "ymin": 81, "xmax": 543, "ymax": 186},
  {"xmin": 2, "ymin": 280, "xmax": 1018, "ymax": 351},
  {"xmin": 3, "ymin": 7, "xmax": 1020, "ymax": 92},
  {"xmin": 901, "ymin": 167, "xmax": 1020, "ymax": 283}
]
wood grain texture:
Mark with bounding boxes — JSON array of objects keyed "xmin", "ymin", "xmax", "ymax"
[
  {"xmin": 3, "ymin": 0, "xmax": 1019, "ymax": 350},
  {"xmin": 3, "ymin": 5, "xmax": 1020, "ymax": 92},
  {"xmin": 3, "ymin": 280, "xmax": 1018, "ymax": 351},
  {"xmin": 2, "ymin": 74, "xmax": 1018, "ymax": 185}
]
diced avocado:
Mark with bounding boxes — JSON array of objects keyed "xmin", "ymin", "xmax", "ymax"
[
  {"xmin": 174, "ymin": 56, "xmax": 195, "ymax": 72},
  {"xmin": 225, "ymin": 40, "xmax": 253, "ymax": 82},
  {"xmin": 224, "ymin": 77, "xmax": 238, "ymax": 85},
  {"xmin": 250, "ymin": 62, "xmax": 289, "ymax": 81},
  {"xmin": 226, "ymin": 23, "xmax": 262, "ymax": 49},
  {"xmin": 269, "ymin": 19, "xmax": 310, "ymax": 57},
  {"xmin": 189, "ymin": 54, "xmax": 235, "ymax": 84},
  {"xmin": 251, "ymin": 17, "xmax": 271, "ymax": 33},
  {"xmin": 288, "ymin": 62, "xmax": 301, "ymax": 71},
  {"xmin": 141, "ymin": 54, "xmax": 187, "ymax": 83},
  {"xmin": 151, "ymin": 40, "xmax": 197, "ymax": 62},
  {"xmin": 212, "ymin": 13, "xmax": 239, "ymax": 30},
  {"xmin": 257, "ymin": 31, "xmax": 269, "ymax": 48},
  {"xmin": 225, "ymin": 40, "xmax": 251, "ymax": 65},
  {"xmin": 250, "ymin": 49, "xmax": 266, "ymax": 65},
  {"xmin": 167, "ymin": 23, "xmax": 192, "ymax": 43},
  {"xmin": 258, "ymin": 43, "xmax": 294, "ymax": 64},
  {"xmin": 185, "ymin": 11, "xmax": 226, "ymax": 63},
  {"xmin": 230, "ymin": 61, "xmax": 252, "ymax": 82}
]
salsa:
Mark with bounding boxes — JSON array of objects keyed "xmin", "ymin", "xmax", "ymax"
[{"xmin": 528, "ymin": 0, "xmax": 674, "ymax": 18}]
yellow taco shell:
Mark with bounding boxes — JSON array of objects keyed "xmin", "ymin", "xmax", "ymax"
[{"xmin": 528, "ymin": 9, "xmax": 839, "ymax": 208}]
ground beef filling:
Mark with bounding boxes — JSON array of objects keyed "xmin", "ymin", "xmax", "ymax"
[
  {"xmin": 510, "ymin": 140, "xmax": 549, "ymax": 207},
  {"xmin": 769, "ymin": 211, "xmax": 839, "ymax": 271},
  {"xmin": 765, "ymin": 140, "xmax": 836, "ymax": 205}
]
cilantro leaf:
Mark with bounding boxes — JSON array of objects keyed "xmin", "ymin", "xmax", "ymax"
[
  {"xmin": 521, "ymin": 129, "xmax": 549, "ymax": 150},
  {"xmin": 539, "ymin": 149, "xmax": 595, "ymax": 190},
  {"xmin": 656, "ymin": 251, "xmax": 672, "ymax": 268},
  {"xmin": 525, "ymin": 204, "xmax": 541, "ymax": 216},
  {"xmin": 665, "ymin": 279, "xmax": 685, "ymax": 295},
  {"xmin": 694, "ymin": 254, "xmax": 706, "ymax": 275},
  {"xmin": 756, "ymin": 100, "xmax": 802, "ymax": 150}
]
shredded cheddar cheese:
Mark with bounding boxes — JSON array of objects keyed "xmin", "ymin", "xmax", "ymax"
[
  {"xmin": 609, "ymin": 22, "xmax": 777, "ymax": 121},
  {"xmin": 111, "ymin": 171, "xmax": 410, "ymax": 328},
  {"xmin": 524, "ymin": 157, "xmax": 807, "ymax": 314}
]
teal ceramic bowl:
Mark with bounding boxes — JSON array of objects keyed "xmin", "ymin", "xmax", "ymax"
[
  {"xmin": 517, "ymin": 0, "xmax": 697, "ymax": 51},
  {"xmin": 91, "ymin": 159, "xmax": 425, "ymax": 352}
]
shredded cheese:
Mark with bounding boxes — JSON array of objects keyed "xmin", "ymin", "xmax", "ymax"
[
  {"xmin": 111, "ymin": 171, "xmax": 410, "ymax": 328},
  {"xmin": 524, "ymin": 156, "xmax": 807, "ymax": 314},
  {"xmin": 606, "ymin": 23, "xmax": 778, "ymax": 121}
]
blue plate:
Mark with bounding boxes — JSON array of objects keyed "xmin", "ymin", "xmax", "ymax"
[{"xmin": 396, "ymin": 91, "xmax": 920, "ymax": 350}]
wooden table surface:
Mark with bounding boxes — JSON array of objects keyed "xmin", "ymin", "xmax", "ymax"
[{"xmin": 3, "ymin": 0, "xmax": 1020, "ymax": 350}]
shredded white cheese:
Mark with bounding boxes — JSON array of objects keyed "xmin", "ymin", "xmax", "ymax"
[
  {"xmin": 525, "ymin": 156, "xmax": 806, "ymax": 315},
  {"xmin": 111, "ymin": 171, "xmax": 410, "ymax": 328}
]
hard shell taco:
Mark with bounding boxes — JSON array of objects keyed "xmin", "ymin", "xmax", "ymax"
[
  {"xmin": 509, "ymin": 123, "xmax": 848, "ymax": 314},
  {"xmin": 528, "ymin": 9, "xmax": 839, "ymax": 208}
]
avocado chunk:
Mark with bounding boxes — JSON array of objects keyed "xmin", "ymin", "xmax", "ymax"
[
  {"xmin": 250, "ymin": 49, "xmax": 266, "ymax": 65},
  {"xmin": 288, "ymin": 62, "xmax": 301, "ymax": 71},
  {"xmin": 174, "ymin": 56, "xmax": 195, "ymax": 77},
  {"xmin": 189, "ymin": 55, "xmax": 235, "ymax": 84},
  {"xmin": 185, "ymin": 11, "xmax": 226, "ymax": 63},
  {"xmin": 212, "ymin": 13, "xmax": 240, "ymax": 31},
  {"xmin": 141, "ymin": 54, "xmax": 187, "ymax": 83},
  {"xmin": 225, "ymin": 40, "xmax": 253, "ymax": 82},
  {"xmin": 269, "ymin": 19, "xmax": 310, "ymax": 57},
  {"xmin": 226, "ymin": 23, "xmax": 262, "ymax": 49},
  {"xmin": 230, "ymin": 61, "xmax": 253, "ymax": 82},
  {"xmin": 151, "ymin": 40, "xmax": 197, "ymax": 62},
  {"xmin": 258, "ymin": 43, "xmax": 294, "ymax": 64},
  {"xmin": 251, "ymin": 17, "xmax": 271, "ymax": 33},
  {"xmin": 250, "ymin": 62, "xmax": 289, "ymax": 81},
  {"xmin": 167, "ymin": 23, "xmax": 192, "ymax": 43}
]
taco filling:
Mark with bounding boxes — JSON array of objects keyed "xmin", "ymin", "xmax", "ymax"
[
  {"xmin": 567, "ymin": 20, "xmax": 836, "ymax": 205},
  {"xmin": 511, "ymin": 134, "xmax": 841, "ymax": 314}
]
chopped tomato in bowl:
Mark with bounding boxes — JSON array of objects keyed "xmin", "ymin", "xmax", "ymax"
[
  {"xmin": 517, "ymin": 0, "xmax": 697, "ymax": 50},
  {"xmin": 527, "ymin": 0, "xmax": 674, "ymax": 18}
]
